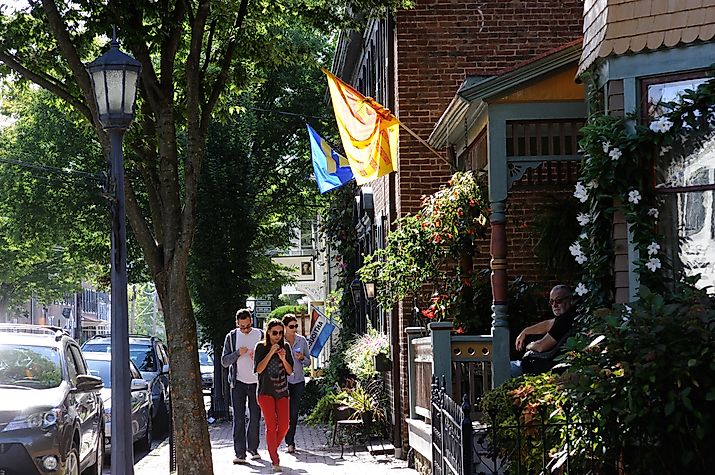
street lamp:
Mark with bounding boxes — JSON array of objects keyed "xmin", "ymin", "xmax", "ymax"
[
  {"xmin": 363, "ymin": 281, "xmax": 376, "ymax": 300},
  {"xmin": 87, "ymin": 30, "xmax": 141, "ymax": 475},
  {"xmin": 350, "ymin": 277, "xmax": 363, "ymax": 308}
]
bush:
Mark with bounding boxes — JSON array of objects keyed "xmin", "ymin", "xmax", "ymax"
[
  {"xmin": 299, "ymin": 377, "xmax": 330, "ymax": 416},
  {"xmin": 563, "ymin": 286, "xmax": 715, "ymax": 473},
  {"xmin": 305, "ymin": 390, "xmax": 338, "ymax": 427},
  {"xmin": 479, "ymin": 373, "xmax": 569, "ymax": 471}
]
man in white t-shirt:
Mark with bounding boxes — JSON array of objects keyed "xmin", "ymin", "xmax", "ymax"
[{"xmin": 221, "ymin": 308, "xmax": 263, "ymax": 464}]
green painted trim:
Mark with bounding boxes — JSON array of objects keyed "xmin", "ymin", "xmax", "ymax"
[
  {"xmin": 489, "ymin": 101, "xmax": 586, "ymax": 121},
  {"xmin": 603, "ymin": 43, "xmax": 715, "ymax": 82},
  {"xmin": 508, "ymin": 154, "xmax": 581, "ymax": 163}
]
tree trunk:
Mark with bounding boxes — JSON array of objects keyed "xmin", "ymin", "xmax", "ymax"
[{"xmin": 158, "ymin": 265, "xmax": 214, "ymax": 475}]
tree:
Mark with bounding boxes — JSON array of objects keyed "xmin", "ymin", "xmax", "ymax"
[
  {"xmin": 0, "ymin": 1, "xmax": 410, "ymax": 473},
  {"xmin": 190, "ymin": 37, "xmax": 331, "ymax": 416},
  {"xmin": 0, "ymin": 87, "xmax": 107, "ymax": 319}
]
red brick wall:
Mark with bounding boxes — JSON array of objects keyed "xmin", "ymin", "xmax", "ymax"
[{"xmin": 380, "ymin": 0, "xmax": 584, "ymax": 450}]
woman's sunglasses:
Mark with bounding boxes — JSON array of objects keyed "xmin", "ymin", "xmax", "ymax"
[
  {"xmin": 270, "ymin": 330, "xmax": 284, "ymax": 336},
  {"xmin": 287, "ymin": 324, "xmax": 298, "ymax": 329}
]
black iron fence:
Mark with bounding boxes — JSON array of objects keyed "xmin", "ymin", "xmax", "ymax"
[{"xmin": 432, "ymin": 379, "xmax": 620, "ymax": 475}]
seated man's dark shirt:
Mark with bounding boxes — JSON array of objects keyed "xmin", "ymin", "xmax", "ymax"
[{"xmin": 547, "ymin": 307, "xmax": 576, "ymax": 343}]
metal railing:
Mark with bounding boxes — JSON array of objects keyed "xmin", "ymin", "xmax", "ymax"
[{"xmin": 431, "ymin": 383, "xmax": 619, "ymax": 475}]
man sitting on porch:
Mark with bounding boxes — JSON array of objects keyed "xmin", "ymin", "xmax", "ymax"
[{"xmin": 510, "ymin": 284, "xmax": 575, "ymax": 377}]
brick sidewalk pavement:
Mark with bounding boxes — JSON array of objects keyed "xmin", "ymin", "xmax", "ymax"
[{"xmin": 135, "ymin": 420, "xmax": 417, "ymax": 474}]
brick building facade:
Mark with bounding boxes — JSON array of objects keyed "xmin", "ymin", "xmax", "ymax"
[{"xmin": 333, "ymin": 0, "xmax": 584, "ymax": 451}]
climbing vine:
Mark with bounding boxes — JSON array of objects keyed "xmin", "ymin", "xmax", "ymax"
[{"xmin": 574, "ymin": 75, "xmax": 715, "ymax": 316}]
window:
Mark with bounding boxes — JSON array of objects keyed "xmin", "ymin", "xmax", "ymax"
[{"xmin": 644, "ymin": 72, "xmax": 715, "ymax": 292}]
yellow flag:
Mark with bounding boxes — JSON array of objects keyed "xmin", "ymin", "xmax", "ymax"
[{"xmin": 323, "ymin": 68, "xmax": 399, "ymax": 185}]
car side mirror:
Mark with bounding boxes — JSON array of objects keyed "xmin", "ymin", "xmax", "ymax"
[
  {"xmin": 74, "ymin": 374, "xmax": 104, "ymax": 393},
  {"xmin": 131, "ymin": 378, "xmax": 149, "ymax": 391},
  {"xmin": 162, "ymin": 363, "xmax": 169, "ymax": 374}
]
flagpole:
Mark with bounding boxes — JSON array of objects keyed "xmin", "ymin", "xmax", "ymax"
[{"xmin": 399, "ymin": 122, "xmax": 456, "ymax": 170}]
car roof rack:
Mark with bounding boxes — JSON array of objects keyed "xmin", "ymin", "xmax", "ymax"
[{"xmin": 0, "ymin": 323, "xmax": 69, "ymax": 341}]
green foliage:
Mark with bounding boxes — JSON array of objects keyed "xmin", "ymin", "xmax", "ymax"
[
  {"xmin": 267, "ymin": 305, "xmax": 307, "ymax": 321},
  {"xmin": 305, "ymin": 390, "xmax": 339, "ymax": 427},
  {"xmin": 562, "ymin": 286, "xmax": 715, "ymax": 472},
  {"xmin": 0, "ymin": 88, "xmax": 108, "ymax": 316},
  {"xmin": 335, "ymin": 378, "xmax": 386, "ymax": 424},
  {"xmin": 478, "ymin": 373, "xmax": 604, "ymax": 473},
  {"xmin": 575, "ymin": 74, "xmax": 715, "ymax": 315},
  {"xmin": 320, "ymin": 184, "xmax": 358, "ymax": 330},
  {"xmin": 359, "ymin": 171, "xmax": 489, "ymax": 314},
  {"xmin": 343, "ymin": 325, "xmax": 389, "ymax": 380},
  {"xmin": 299, "ymin": 377, "xmax": 331, "ymax": 416}
]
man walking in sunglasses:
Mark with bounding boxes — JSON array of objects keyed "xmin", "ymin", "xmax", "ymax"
[
  {"xmin": 510, "ymin": 284, "xmax": 575, "ymax": 377},
  {"xmin": 221, "ymin": 308, "xmax": 263, "ymax": 464},
  {"xmin": 254, "ymin": 319, "xmax": 294, "ymax": 472}
]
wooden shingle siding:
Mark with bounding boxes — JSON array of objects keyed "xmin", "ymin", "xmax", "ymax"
[{"xmin": 579, "ymin": 0, "xmax": 715, "ymax": 75}]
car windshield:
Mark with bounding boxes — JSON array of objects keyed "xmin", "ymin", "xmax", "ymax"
[
  {"xmin": 0, "ymin": 344, "xmax": 62, "ymax": 389},
  {"xmin": 84, "ymin": 341, "xmax": 157, "ymax": 372},
  {"xmin": 199, "ymin": 351, "xmax": 213, "ymax": 366},
  {"xmin": 85, "ymin": 359, "xmax": 111, "ymax": 388},
  {"xmin": 129, "ymin": 344, "xmax": 156, "ymax": 372}
]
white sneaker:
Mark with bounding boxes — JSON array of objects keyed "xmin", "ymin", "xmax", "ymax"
[
  {"xmin": 233, "ymin": 457, "xmax": 247, "ymax": 465},
  {"xmin": 272, "ymin": 464, "xmax": 282, "ymax": 472},
  {"xmin": 248, "ymin": 451, "xmax": 261, "ymax": 460}
]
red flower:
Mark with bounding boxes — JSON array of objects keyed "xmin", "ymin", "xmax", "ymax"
[
  {"xmin": 462, "ymin": 277, "xmax": 472, "ymax": 287},
  {"xmin": 457, "ymin": 207, "xmax": 464, "ymax": 217},
  {"xmin": 421, "ymin": 308, "xmax": 435, "ymax": 320},
  {"xmin": 456, "ymin": 327, "xmax": 465, "ymax": 334},
  {"xmin": 469, "ymin": 198, "xmax": 476, "ymax": 207},
  {"xmin": 433, "ymin": 234, "xmax": 443, "ymax": 244}
]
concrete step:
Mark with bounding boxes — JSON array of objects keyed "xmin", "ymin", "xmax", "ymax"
[{"xmin": 367, "ymin": 440, "xmax": 395, "ymax": 456}]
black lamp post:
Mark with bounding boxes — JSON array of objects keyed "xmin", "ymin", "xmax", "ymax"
[{"xmin": 87, "ymin": 31, "xmax": 141, "ymax": 475}]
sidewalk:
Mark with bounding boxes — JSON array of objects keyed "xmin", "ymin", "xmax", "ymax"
[{"xmin": 135, "ymin": 420, "xmax": 418, "ymax": 474}]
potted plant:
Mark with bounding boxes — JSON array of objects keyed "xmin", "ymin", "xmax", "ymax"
[
  {"xmin": 336, "ymin": 381, "xmax": 385, "ymax": 425},
  {"xmin": 344, "ymin": 326, "xmax": 390, "ymax": 379}
]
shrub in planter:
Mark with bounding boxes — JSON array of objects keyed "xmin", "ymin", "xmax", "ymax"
[
  {"xmin": 306, "ymin": 390, "xmax": 339, "ymax": 428},
  {"xmin": 563, "ymin": 286, "xmax": 715, "ymax": 473}
]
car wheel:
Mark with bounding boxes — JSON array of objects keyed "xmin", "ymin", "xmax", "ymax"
[
  {"xmin": 137, "ymin": 411, "xmax": 152, "ymax": 452},
  {"xmin": 83, "ymin": 429, "xmax": 104, "ymax": 475},
  {"xmin": 66, "ymin": 446, "xmax": 80, "ymax": 475}
]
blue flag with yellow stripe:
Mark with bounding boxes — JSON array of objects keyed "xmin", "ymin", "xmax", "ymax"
[{"xmin": 307, "ymin": 123, "xmax": 353, "ymax": 193}]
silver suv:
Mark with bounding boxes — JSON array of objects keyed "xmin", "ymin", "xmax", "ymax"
[
  {"xmin": 0, "ymin": 324, "xmax": 105, "ymax": 475},
  {"xmin": 81, "ymin": 334, "xmax": 170, "ymax": 435}
]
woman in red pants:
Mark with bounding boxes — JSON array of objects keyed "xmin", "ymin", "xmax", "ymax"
[{"xmin": 254, "ymin": 319, "xmax": 294, "ymax": 472}]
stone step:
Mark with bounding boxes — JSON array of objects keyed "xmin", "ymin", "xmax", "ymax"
[{"xmin": 367, "ymin": 440, "xmax": 396, "ymax": 456}]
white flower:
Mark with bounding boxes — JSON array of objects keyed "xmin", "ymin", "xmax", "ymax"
[
  {"xmin": 649, "ymin": 116, "xmax": 674, "ymax": 133},
  {"xmin": 602, "ymin": 140, "xmax": 611, "ymax": 153},
  {"xmin": 575, "ymin": 283, "xmax": 589, "ymax": 296},
  {"xmin": 575, "ymin": 254, "xmax": 588, "ymax": 264},
  {"xmin": 579, "ymin": 232, "xmax": 587, "ymax": 240},
  {"xmin": 628, "ymin": 190, "xmax": 642, "ymax": 204},
  {"xmin": 660, "ymin": 145, "xmax": 672, "ymax": 156},
  {"xmin": 647, "ymin": 241, "xmax": 660, "ymax": 256},
  {"xmin": 645, "ymin": 257, "xmax": 662, "ymax": 272},
  {"xmin": 647, "ymin": 208, "xmax": 659, "ymax": 219},
  {"xmin": 586, "ymin": 180, "xmax": 599, "ymax": 189},
  {"xmin": 609, "ymin": 148, "xmax": 622, "ymax": 161},
  {"xmin": 576, "ymin": 213, "xmax": 591, "ymax": 226},
  {"xmin": 574, "ymin": 182, "xmax": 588, "ymax": 203},
  {"xmin": 624, "ymin": 304, "xmax": 632, "ymax": 315},
  {"xmin": 569, "ymin": 242, "xmax": 582, "ymax": 257}
]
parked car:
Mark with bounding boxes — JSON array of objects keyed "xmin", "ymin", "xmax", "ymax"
[
  {"xmin": 0, "ymin": 324, "xmax": 105, "ymax": 475},
  {"xmin": 198, "ymin": 350, "xmax": 214, "ymax": 391},
  {"xmin": 83, "ymin": 352, "xmax": 152, "ymax": 454},
  {"xmin": 81, "ymin": 334, "xmax": 170, "ymax": 436}
]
